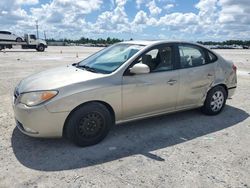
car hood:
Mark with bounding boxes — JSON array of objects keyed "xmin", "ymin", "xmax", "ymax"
[{"xmin": 17, "ymin": 65, "xmax": 106, "ymax": 93}]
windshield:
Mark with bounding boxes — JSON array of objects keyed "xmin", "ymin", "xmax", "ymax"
[{"xmin": 77, "ymin": 43, "xmax": 145, "ymax": 74}]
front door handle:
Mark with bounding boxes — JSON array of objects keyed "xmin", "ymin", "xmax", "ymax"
[
  {"xmin": 167, "ymin": 79, "xmax": 177, "ymax": 85},
  {"xmin": 143, "ymin": 82, "xmax": 153, "ymax": 86}
]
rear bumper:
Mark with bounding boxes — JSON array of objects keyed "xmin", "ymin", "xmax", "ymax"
[{"xmin": 228, "ymin": 86, "xmax": 236, "ymax": 98}]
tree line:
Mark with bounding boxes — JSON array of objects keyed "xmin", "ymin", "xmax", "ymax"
[
  {"xmin": 46, "ymin": 37, "xmax": 250, "ymax": 46},
  {"xmin": 46, "ymin": 37, "xmax": 123, "ymax": 44},
  {"xmin": 197, "ymin": 40, "xmax": 250, "ymax": 46}
]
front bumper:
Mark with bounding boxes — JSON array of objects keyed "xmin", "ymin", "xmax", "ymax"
[{"xmin": 13, "ymin": 102, "xmax": 69, "ymax": 138}]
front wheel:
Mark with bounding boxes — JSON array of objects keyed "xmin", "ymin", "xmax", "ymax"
[
  {"xmin": 36, "ymin": 44, "xmax": 45, "ymax": 52},
  {"xmin": 201, "ymin": 86, "xmax": 227, "ymax": 115},
  {"xmin": 65, "ymin": 103, "xmax": 113, "ymax": 147}
]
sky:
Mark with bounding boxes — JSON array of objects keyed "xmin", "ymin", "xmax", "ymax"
[{"xmin": 0, "ymin": 0, "xmax": 249, "ymax": 41}]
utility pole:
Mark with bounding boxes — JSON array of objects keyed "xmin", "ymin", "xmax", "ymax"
[
  {"xmin": 36, "ymin": 20, "xmax": 39, "ymax": 39},
  {"xmin": 44, "ymin": 31, "xmax": 46, "ymax": 41}
]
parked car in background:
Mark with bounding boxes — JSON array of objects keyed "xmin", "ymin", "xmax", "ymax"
[
  {"xmin": 13, "ymin": 41, "xmax": 237, "ymax": 147},
  {"xmin": 0, "ymin": 31, "xmax": 23, "ymax": 42}
]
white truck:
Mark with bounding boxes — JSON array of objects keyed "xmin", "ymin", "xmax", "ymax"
[{"xmin": 0, "ymin": 33, "xmax": 47, "ymax": 52}]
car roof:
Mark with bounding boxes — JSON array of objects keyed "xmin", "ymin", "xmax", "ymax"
[
  {"xmin": 120, "ymin": 40, "xmax": 162, "ymax": 46},
  {"xmin": 120, "ymin": 40, "xmax": 210, "ymax": 50},
  {"xmin": 121, "ymin": 40, "xmax": 196, "ymax": 46}
]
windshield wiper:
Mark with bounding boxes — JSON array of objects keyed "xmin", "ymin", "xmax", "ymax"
[
  {"xmin": 75, "ymin": 64, "xmax": 99, "ymax": 73},
  {"xmin": 72, "ymin": 63, "xmax": 79, "ymax": 66}
]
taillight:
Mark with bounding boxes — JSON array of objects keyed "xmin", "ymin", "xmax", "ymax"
[{"xmin": 232, "ymin": 64, "xmax": 237, "ymax": 72}]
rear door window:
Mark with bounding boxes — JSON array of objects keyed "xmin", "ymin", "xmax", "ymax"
[
  {"xmin": 0, "ymin": 31, "xmax": 11, "ymax": 35},
  {"xmin": 178, "ymin": 45, "xmax": 206, "ymax": 68}
]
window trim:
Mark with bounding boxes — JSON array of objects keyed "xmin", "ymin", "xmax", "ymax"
[
  {"xmin": 123, "ymin": 43, "xmax": 178, "ymax": 76},
  {"xmin": 206, "ymin": 50, "xmax": 218, "ymax": 63}
]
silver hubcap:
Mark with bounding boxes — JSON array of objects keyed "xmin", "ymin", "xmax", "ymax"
[{"xmin": 210, "ymin": 91, "xmax": 224, "ymax": 112}]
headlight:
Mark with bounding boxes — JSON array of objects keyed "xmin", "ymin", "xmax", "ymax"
[{"xmin": 20, "ymin": 90, "xmax": 58, "ymax": 106}]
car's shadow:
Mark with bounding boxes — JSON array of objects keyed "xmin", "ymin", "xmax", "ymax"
[{"xmin": 11, "ymin": 105, "xmax": 249, "ymax": 171}]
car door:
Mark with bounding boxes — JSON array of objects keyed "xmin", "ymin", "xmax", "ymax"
[
  {"xmin": 176, "ymin": 44, "xmax": 215, "ymax": 109},
  {"xmin": 0, "ymin": 32, "xmax": 9, "ymax": 41},
  {"xmin": 122, "ymin": 44, "xmax": 180, "ymax": 120},
  {"xmin": 28, "ymin": 35, "xmax": 37, "ymax": 45},
  {"xmin": 5, "ymin": 32, "xmax": 14, "ymax": 41}
]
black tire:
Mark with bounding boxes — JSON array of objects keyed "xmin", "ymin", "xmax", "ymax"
[
  {"xmin": 201, "ymin": 86, "xmax": 227, "ymax": 115},
  {"xmin": 65, "ymin": 102, "xmax": 113, "ymax": 147},
  {"xmin": 16, "ymin": 37, "xmax": 22, "ymax": 42},
  {"xmin": 36, "ymin": 44, "xmax": 45, "ymax": 52}
]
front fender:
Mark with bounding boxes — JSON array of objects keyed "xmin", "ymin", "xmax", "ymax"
[{"xmin": 45, "ymin": 84, "xmax": 122, "ymax": 121}]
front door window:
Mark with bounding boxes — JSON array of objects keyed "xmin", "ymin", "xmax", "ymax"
[{"xmin": 135, "ymin": 46, "xmax": 174, "ymax": 73}]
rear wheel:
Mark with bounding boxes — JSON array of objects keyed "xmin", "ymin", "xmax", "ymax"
[
  {"xmin": 201, "ymin": 86, "xmax": 227, "ymax": 115},
  {"xmin": 65, "ymin": 102, "xmax": 113, "ymax": 147},
  {"xmin": 16, "ymin": 37, "xmax": 22, "ymax": 42}
]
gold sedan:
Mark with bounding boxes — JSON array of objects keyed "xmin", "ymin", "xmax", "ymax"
[{"xmin": 13, "ymin": 41, "xmax": 237, "ymax": 146}]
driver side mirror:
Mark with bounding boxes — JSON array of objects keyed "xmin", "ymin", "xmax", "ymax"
[{"xmin": 129, "ymin": 64, "xmax": 150, "ymax": 74}]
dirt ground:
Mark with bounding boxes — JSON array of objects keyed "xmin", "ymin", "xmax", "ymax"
[{"xmin": 0, "ymin": 46, "xmax": 249, "ymax": 188}]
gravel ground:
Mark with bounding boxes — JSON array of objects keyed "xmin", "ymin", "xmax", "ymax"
[{"xmin": 0, "ymin": 47, "xmax": 249, "ymax": 188}]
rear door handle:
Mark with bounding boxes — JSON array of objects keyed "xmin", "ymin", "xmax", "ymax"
[
  {"xmin": 167, "ymin": 79, "xmax": 177, "ymax": 85},
  {"xmin": 207, "ymin": 73, "xmax": 213, "ymax": 77}
]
